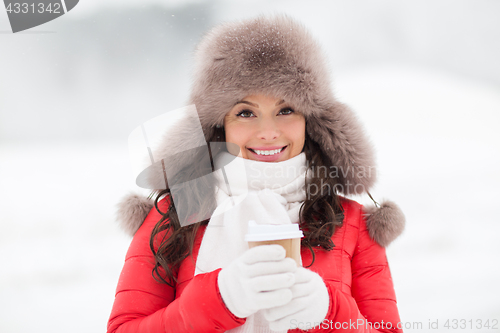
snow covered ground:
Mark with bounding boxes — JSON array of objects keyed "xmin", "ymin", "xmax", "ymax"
[{"xmin": 1, "ymin": 65, "xmax": 499, "ymax": 332}]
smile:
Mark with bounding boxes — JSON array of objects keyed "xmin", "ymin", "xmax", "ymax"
[
  {"xmin": 249, "ymin": 147, "xmax": 286, "ymax": 155},
  {"xmin": 247, "ymin": 146, "xmax": 288, "ymax": 161}
]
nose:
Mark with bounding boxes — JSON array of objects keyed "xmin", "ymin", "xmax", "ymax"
[{"xmin": 257, "ymin": 117, "xmax": 280, "ymax": 141}]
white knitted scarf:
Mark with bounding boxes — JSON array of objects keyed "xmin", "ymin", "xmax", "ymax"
[{"xmin": 194, "ymin": 151, "xmax": 308, "ymax": 333}]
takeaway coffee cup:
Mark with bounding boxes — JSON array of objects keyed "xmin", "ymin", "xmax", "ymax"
[{"xmin": 245, "ymin": 220, "xmax": 304, "ymax": 266}]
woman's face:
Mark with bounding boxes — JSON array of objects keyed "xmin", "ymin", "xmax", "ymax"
[{"xmin": 224, "ymin": 94, "xmax": 306, "ymax": 162}]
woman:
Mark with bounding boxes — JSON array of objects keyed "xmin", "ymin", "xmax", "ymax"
[{"xmin": 108, "ymin": 14, "xmax": 405, "ymax": 333}]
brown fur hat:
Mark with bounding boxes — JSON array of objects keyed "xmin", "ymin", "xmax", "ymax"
[
  {"xmin": 190, "ymin": 14, "xmax": 376, "ymax": 194},
  {"xmin": 117, "ymin": 14, "xmax": 405, "ymax": 246}
]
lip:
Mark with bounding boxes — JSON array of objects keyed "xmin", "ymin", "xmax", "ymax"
[
  {"xmin": 247, "ymin": 145, "xmax": 286, "ymax": 150},
  {"xmin": 247, "ymin": 145, "xmax": 287, "ymax": 162}
]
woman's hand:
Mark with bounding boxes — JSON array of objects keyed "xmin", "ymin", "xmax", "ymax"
[
  {"xmin": 263, "ymin": 267, "xmax": 330, "ymax": 331},
  {"xmin": 217, "ymin": 244, "xmax": 297, "ymax": 319}
]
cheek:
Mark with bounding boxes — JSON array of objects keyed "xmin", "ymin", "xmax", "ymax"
[
  {"xmin": 224, "ymin": 123, "xmax": 252, "ymax": 156},
  {"xmin": 290, "ymin": 119, "xmax": 306, "ymax": 147},
  {"xmin": 225, "ymin": 123, "xmax": 246, "ymax": 145}
]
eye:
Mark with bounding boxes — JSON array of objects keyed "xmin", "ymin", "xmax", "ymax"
[
  {"xmin": 279, "ymin": 107, "xmax": 295, "ymax": 115},
  {"xmin": 236, "ymin": 109, "xmax": 255, "ymax": 118}
]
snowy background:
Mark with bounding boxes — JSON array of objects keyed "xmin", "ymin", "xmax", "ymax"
[{"xmin": 1, "ymin": 0, "xmax": 500, "ymax": 332}]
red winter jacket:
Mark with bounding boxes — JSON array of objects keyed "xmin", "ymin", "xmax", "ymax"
[{"xmin": 107, "ymin": 196, "xmax": 403, "ymax": 333}]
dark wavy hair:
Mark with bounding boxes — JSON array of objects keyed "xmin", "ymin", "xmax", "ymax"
[{"xmin": 149, "ymin": 126, "xmax": 344, "ymax": 286}]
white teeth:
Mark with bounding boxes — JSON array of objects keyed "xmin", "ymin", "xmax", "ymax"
[{"xmin": 253, "ymin": 148, "xmax": 283, "ymax": 155}]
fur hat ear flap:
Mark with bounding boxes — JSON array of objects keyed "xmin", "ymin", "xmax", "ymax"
[
  {"xmin": 116, "ymin": 193, "xmax": 154, "ymax": 236},
  {"xmin": 363, "ymin": 198, "xmax": 406, "ymax": 247}
]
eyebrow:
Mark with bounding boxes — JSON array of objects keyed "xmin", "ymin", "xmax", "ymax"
[{"xmin": 234, "ymin": 99, "xmax": 286, "ymax": 108}]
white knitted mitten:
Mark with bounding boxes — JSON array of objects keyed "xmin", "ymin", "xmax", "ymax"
[
  {"xmin": 217, "ymin": 244, "xmax": 297, "ymax": 319},
  {"xmin": 263, "ymin": 267, "xmax": 330, "ymax": 331}
]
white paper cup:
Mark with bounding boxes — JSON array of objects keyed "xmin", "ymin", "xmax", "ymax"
[{"xmin": 245, "ymin": 220, "xmax": 304, "ymax": 266}]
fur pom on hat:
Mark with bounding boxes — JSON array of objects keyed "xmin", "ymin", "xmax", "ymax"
[
  {"xmin": 364, "ymin": 200, "xmax": 406, "ymax": 247},
  {"xmin": 116, "ymin": 14, "xmax": 405, "ymax": 247},
  {"xmin": 116, "ymin": 193, "xmax": 154, "ymax": 236}
]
